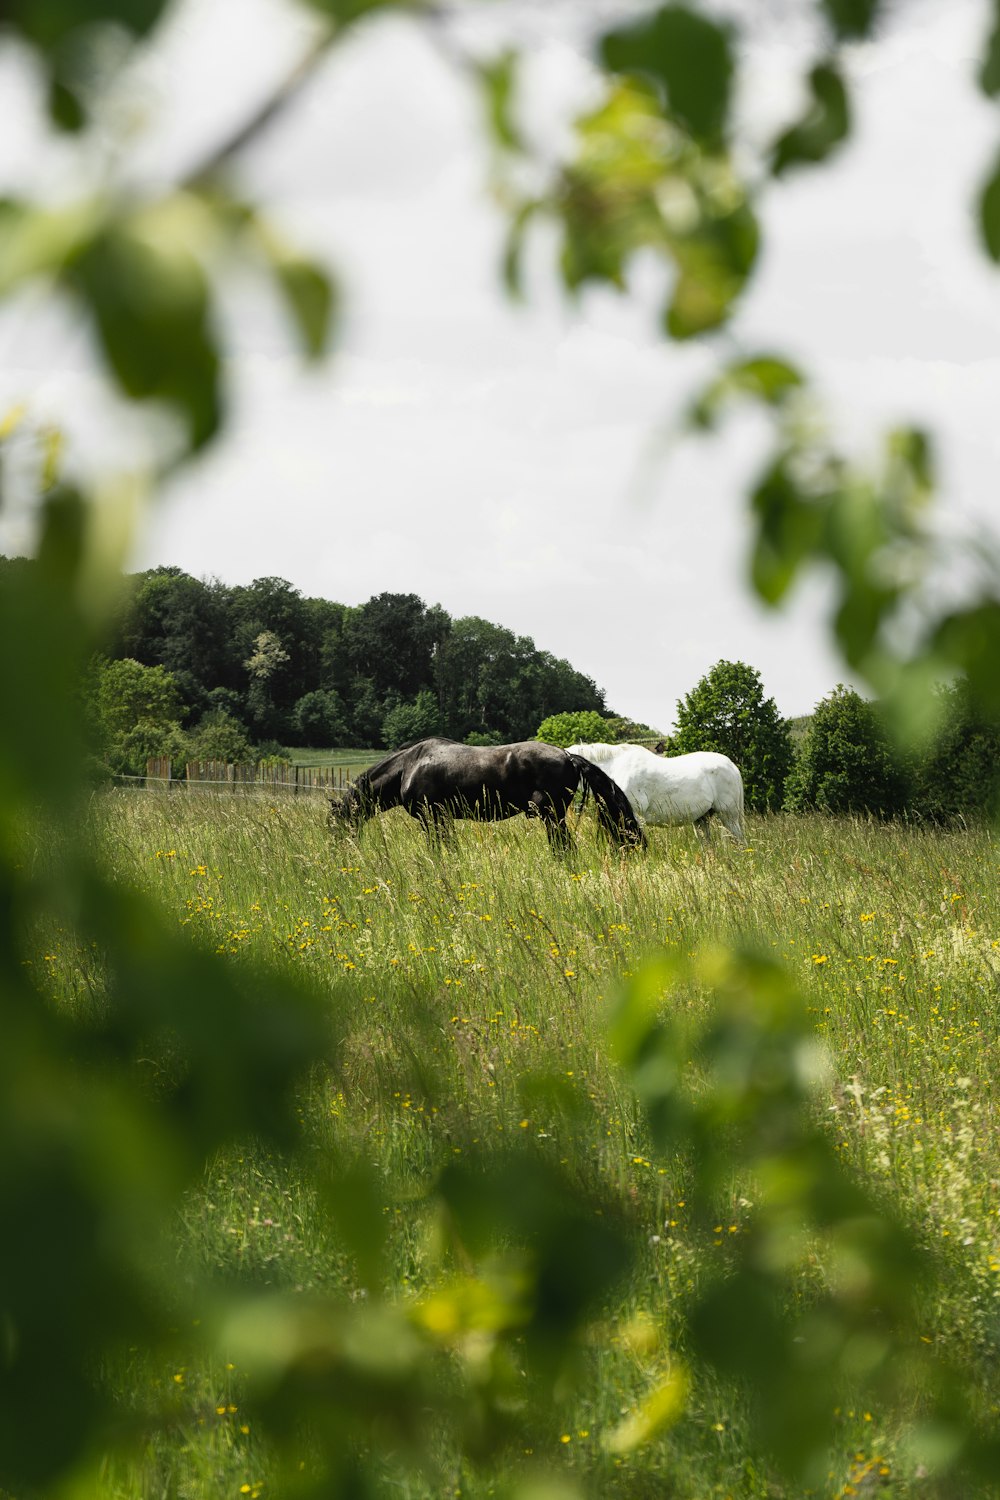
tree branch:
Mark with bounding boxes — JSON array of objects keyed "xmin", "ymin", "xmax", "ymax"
[{"xmin": 182, "ymin": 24, "xmax": 337, "ymax": 190}]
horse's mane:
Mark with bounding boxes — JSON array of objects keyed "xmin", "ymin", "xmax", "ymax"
[
  {"xmin": 568, "ymin": 742, "xmax": 619, "ymax": 765},
  {"xmin": 360, "ymin": 736, "xmax": 459, "ymax": 783}
]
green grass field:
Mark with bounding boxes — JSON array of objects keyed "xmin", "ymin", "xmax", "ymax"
[
  {"xmin": 31, "ymin": 792, "xmax": 1000, "ymax": 1498},
  {"xmin": 283, "ymin": 746, "xmax": 382, "ymax": 770}
]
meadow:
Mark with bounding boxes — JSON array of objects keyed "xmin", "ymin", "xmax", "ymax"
[{"xmin": 33, "ymin": 790, "xmax": 1000, "ymax": 1499}]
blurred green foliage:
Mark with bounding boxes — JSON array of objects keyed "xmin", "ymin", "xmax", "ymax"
[
  {"xmin": 610, "ymin": 945, "xmax": 1000, "ymax": 1487},
  {"xmin": 3, "ymin": 0, "xmax": 1000, "ymax": 1496}
]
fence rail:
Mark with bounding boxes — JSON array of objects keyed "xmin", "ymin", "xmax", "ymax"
[{"xmin": 143, "ymin": 757, "xmax": 360, "ymax": 792}]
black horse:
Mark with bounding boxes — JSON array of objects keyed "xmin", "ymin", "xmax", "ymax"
[{"xmin": 328, "ymin": 737, "xmax": 645, "ymax": 852}]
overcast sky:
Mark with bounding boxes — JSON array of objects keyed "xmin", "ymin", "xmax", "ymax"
[{"xmin": 2, "ymin": 0, "xmax": 999, "ymax": 732}]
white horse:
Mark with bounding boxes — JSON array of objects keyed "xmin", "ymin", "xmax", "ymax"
[{"xmin": 567, "ymin": 743, "xmax": 746, "ymax": 842}]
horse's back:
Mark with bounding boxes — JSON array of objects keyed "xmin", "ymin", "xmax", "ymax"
[
  {"xmin": 586, "ymin": 745, "xmax": 743, "ymax": 831},
  {"xmin": 402, "ymin": 737, "xmax": 571, "ymax": 809}
]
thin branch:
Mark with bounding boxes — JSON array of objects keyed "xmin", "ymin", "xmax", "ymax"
[{"xmin": 182, "ymin": 24, "xmax": 337, "ymax": 190}]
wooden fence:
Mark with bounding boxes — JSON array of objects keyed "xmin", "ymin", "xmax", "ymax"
[{"xmin": 143, "ymin": 757, "xmax": 359, "ymax": 792}]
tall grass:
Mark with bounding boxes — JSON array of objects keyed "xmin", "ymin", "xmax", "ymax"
[{"xmin": 36, "ymin": 791, "xmax": 1000, "ymax": 1497}]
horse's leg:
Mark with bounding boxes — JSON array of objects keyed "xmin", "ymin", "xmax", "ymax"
[
  {"xmin": 438, "ymin": 808, "xmax": 457, "ymax": 849},
  {"xmin": 538, "ymin": 792, "xmax": 573, "ymax": 855},
  {"xmin": 544, "ymin": 803, "xmax": 574, "ymax": 850},
  {"xmin": 728, "ymin": 798, "xmax": 746, "ymax": 842},
  {"xmin": 693, "ymin": 812, "xmax": 713, "ymax": 845},
  {"xmin": 413, "ymin": 799, "xmax": 446, "ymax": 851},
  {"xmin": 709, "ymin": 797, "xmax": 744, "ymax": 843},
  {"xmin": 721, "ymin": 811, "xmax": 745, "ymax": 842},
  {"xmin": 544, "ymin": 814, "xmax": 573, "ymax": 854}
]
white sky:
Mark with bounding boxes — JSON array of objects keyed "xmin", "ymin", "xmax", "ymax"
[{"xmin": 2, "ymin": 0, "xmax": 999, "ymax": 732}]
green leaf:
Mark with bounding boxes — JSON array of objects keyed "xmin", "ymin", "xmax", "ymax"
[
  {"xmin": 299, "ymin": 0, "xmax": 417, "ymax": 23},
  {"xmin": 0, "ymin": 487, "xmax": 93, "ymax": 811},
  {"xmin": 249, "ymin": 216, "xmax": 338, "ymax": 359},
  {"xmin": 0, "ymin": 197, "xmax": 104, "ymax": 296},
  {"xmin": 600, "ymin": 5, "xmax": 735, "ymax": 143},
  {"xmin": 273, "ymin": 255, "xmax": 338, "ymax": 361},
  {"xmin": 47, "ymin": 73, "xmax": 88, "ymax": 133},
  {"xmin": 4, "ymin": 0, "xmax": 170, "ymax": 50},
  {"xmin": 559, "ymin": 83, "xmax": 675, "ymax": 292},
  {"xmin": 603, "ymin": 1366, "xmax": 690, "ymax": 1452},
  {"xmin": 666, "ymin": 267, "xmax": 728, "ymax": 339},
  {"xmin": 771, "ymin": 63, "xmax": 850, "ymax": 177},
  {"xmin": 980, "ymin": 2, "xmax": 1000, "ymax": 96},
  {"xmin": 979, "ymin": 149, "xmax": 1000, "ymax": 261},
  {"xmin": 731, "ymin": 355, "xmax": 806, "ymax": 405},
  {"xmin": 67, "ymin": 222, "xmax": 221, "ymax": 450},
  {"xmin": 664, "ymin": 198, "xmax": 760, "ymax": 339},
  {"xmin": 478, "ymin": 50, "xmax": 522, "ymax": 152},
  {"xmin": 749, "ymin": 454, "xmax": 827, "ymax": 606},
  {"xmin": 689, "ymin": 353, "xmax": 804, "ymax": 427},
  {"xmin": 819, "ymin": 0, "xmax": 881, "ymax": 40},
  {"xmin": 883, "ymin": 425, "xmax": 935, "ymax": 523},
  {"xmin": 501, "ymin": 200, "xmax": 539, "ymax": 299},
  {"xmin": 933, "ymin": 602, "xmax": 1000, "ymax": 716}
]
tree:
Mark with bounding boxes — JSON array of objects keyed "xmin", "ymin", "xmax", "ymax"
[
  {"xmin": 382, "ymin": 689, "xmax": 442, "ymax": 749},
  {"xmin": 668, "ymin": 660, "xmax": 793, "ymax": 811},
  {"xmin": 342, "ymin": 593, "xmax": 450, "ymax": 702},
  {"xmin": 187, "ymin": 709, "xmax": 254, "ymax": 765},
  {"xmin": 435, "ymin": 616, "xmax": 513, "ymax": 740},
  {"xmin": 88, "ymin": 656, "xmax": 188, "ymax": 774},
  {"xmin": 436, "ymin": 617, "xmax": 606, "ymax": 742},
  {"xmin": 244, "ymin": 630, "xmax": 290, "ymax": 680},
  {"xmin": 535, "ymin": 709, "xmax": 612, "ymax": 747},
  {"xmin": 784, "ymin": 685, "xmax": 907, "ymax": 816},
  {"xmin": 909, "ymin": 680, "xmax": 1000, "ymax": 823},
  {"xmin": 306, "ymin": 595, "xmax": 350, "ymax": 696},
  {"xmin": 347, "ymin": 678, "xmax": 389, "ymax": 747},
  {"xmin": 292, "ymin": 689, "xmax": 350, "ymax": 748},
  {"xmin": 116, "ymin": 718, "xmax": 190, "ymax": 778},
  {"xmin": 243, "ymin": 629, "xmax": 292, "ymax": 740},
  {"xmin": 112, "ymin": 567, "xmax": 233, "ymax": 711},
  {"xmin": 230, "ymin": 577, "xmax": 316, "ymax": 728}
]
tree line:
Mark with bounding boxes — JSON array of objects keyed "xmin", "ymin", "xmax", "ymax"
[
  {"xmin": 0, "ymin": 558, "xmax": 621, "ymax": 772},
  {"xmin": 562, "ymin": 659, "xmax": 1000, "ymax": 825},
  {"xmin": 73, "ymin": 565, "xmax": 1000, "ymax": 826}
]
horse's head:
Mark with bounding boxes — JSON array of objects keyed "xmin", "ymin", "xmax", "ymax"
[{"xmin": 327, "ymin": 779, "xmax": 369, "ymax": 836}]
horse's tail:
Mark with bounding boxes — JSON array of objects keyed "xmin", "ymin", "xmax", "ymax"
[
  {"xmin": 714, "ymin": 759, "xmax": 746, "ymax": 841},
  {"xmin": 566, "ymin": 753, "xmax": 646, "ymax": 850},
  {"xmin": 731, "ymin": 765, "xmax": 746, "ymax": 842}
]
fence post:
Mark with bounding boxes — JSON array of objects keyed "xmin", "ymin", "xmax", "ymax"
[{"xmin": 145, "ymin": 756, "xmax": 172, "ymax": 788}]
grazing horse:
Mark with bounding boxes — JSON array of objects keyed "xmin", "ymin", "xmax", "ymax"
[
  {"xmin": 567, "ymin": 742, "xmax": 746, "ymax": 842},
  {"xmin": 328, "ymin": 737, "xmax": 645, "ymax": 852}
]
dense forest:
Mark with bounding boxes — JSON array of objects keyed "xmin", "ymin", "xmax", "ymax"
[{"xmin": 34, "ymin": 560, "xmax": 613, "ymax": 750}]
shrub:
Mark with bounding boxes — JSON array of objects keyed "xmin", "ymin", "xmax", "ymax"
[
  {"xmin": 292, "ymin": 689, "xmax": 349, "ymax": 748},
  {"xmin": 785, "ymin": 685, "xmax": 907, "ymax": 816},
  {"xmin": 383, "ymin": 690, "xmax": 441, "ymax": 750},
  {"xmin": 115, "ymin": 718, "xmax": 191, "ymax": 779},
  {"xmin": 535, "ymin": 710, "xmax": 612, "ymax": 748},
  {"xmin": 187, "ymin": 709, "xmax": 254, "ymax": 765},
  {"xmin": 601, "ymin": 715, "xmax": 663, "ymax": 743}
]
